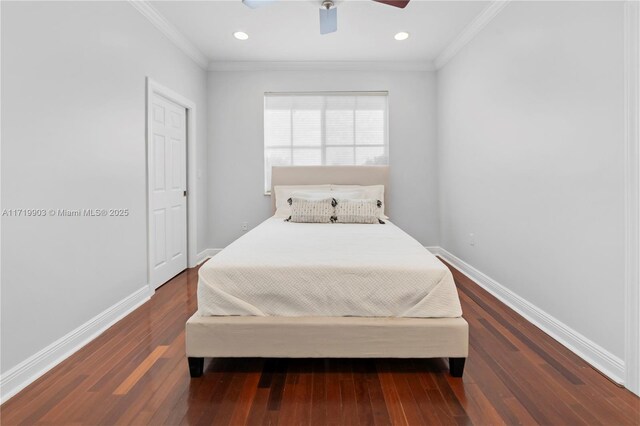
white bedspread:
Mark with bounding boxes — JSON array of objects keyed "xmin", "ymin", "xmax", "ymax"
[{"xmin": 197, "ymin": 218, "xmax": 463, "ymax": 318}]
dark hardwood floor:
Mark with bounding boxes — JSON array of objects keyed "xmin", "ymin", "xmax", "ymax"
[{"xmin": 2, "ymin": 259, "xmax": 639, "ymax": 425}]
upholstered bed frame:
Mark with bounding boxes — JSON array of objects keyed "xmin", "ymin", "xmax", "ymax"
[{"xmin": 185, "ymin": 166, "xmax": 468, "ymax": 377}]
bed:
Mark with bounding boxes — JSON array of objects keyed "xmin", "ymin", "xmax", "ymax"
[{"xmin": 185, "ymin": 166, "xmax": 468, "ymax": 377}]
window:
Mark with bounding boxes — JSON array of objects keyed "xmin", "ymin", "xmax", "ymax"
[{"xmin": 264, "ymin": 92, "xmax": 389, "ymax": 193}]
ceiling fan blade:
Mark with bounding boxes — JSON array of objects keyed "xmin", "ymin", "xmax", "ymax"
[
  {"xmin": 372, "ymin": 0, "xmax": 410, "ymax": 8},
  {"xmin": 319, "ymin": 6, "xmax": 337, "ymax": 34},
  {"xmin": 242, "ymin": 0, "xmax": 276, "ymax": 9}
]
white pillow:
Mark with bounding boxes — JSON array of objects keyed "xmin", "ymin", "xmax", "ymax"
[
  {"xmin": 330, "ymin": 184, "xmax": 387, "ymax": 218},
  {"xmin": 292, "ymin": 190, "xmax": 363, "ymax": 200},
  {"xmin": 273, "ymin": 185, "xmax": 331, "ymax": 218}
]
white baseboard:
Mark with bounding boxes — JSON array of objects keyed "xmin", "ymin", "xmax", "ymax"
[
  {"xmin": 425, "ymin": 246, "xmax": 442, "ymax": 256},
  {"xmin": 432, "ymin": 246, "xmax": 625, "ymax": 385},
  {"xmin": 196, "ymin": 248, "xmax": 222, "ymax": 265},
  {"xmin": 0, "ymin": 285, "xmax": 152, "ymax": 404}
]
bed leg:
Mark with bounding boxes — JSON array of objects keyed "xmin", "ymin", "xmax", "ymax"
[
  {"xmin": 188, "ymin": 357, "xmax": 204, "ymax": 377},
  {"xmin": 449, "ymin": 357, "xmax": 466, "ymax": 377}
]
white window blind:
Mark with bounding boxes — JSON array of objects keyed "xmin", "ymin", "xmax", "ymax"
[{"xmin": 264, "ymin": 92, "xmax": 389, "ymax": 193}]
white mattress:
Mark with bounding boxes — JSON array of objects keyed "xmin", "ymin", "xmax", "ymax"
[{"xmin": 197, "ymin": 217, "xmax": 463, "ymax": 318}]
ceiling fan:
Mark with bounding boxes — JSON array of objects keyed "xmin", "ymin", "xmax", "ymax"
[{"xmin": 241, "ymin": 0, "xmax": 410, "ymax": 35}]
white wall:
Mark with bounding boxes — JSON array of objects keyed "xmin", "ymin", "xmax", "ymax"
[
  {"xmin": 437, "ymin": 1, "xmax": 626, "ymax": 359},
  {"xmin": 1, "ymin": 2, "xmax": 208, "ymax": 373},
  {"xmin": 207, "ymin": 69, "xmax": 438, "ymax": 247}
]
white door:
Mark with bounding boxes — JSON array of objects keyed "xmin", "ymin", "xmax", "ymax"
[{"xmin": 149, "ymin": 94, "xmax": 188, "ymax": 289}]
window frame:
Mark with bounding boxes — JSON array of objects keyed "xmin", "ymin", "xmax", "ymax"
[{"xmin": 263, "ymin": 91, "xmax": 389, "ymax": 194}]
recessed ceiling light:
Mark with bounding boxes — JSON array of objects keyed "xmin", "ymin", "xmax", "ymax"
[
  {"xmin": 394, "ymin": 32, "xmax": 410, "ymax": 41},
  {"xmin": 233, "ymin": 31, "xmax": 249, "ymax": 41}
]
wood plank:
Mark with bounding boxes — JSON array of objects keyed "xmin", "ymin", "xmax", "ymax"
[
  {"xmin": 266, "ymin": 359, "xmax": 288, "ymax": 411},
  {"xmin": 377, "ymin": 360, "xmax": 410, "ymax": 426},
  {"xmin": 339, "ymin": 361, "xmax": 359, "ymax": 425},
  {"xmin": 324, "ymin": 359, "xmax": 343, "ymax": 426},
  {"xmin": 292, "ymin": 359, "xmax": 313, "ymax": 426},
  {"xmin": 363, "ymin": 360, "xmax": 392, "ymax": 426},
  {"xmin": 228, "ymin": 360, "xmax": 263, "ymax": 426},
  {"xmin": 112, "ymin": 345, "xmax": 168, "ymax": 395},
  {"xmin": 310, "ymin": 359, "xmax": 327, "ymax": 426}
]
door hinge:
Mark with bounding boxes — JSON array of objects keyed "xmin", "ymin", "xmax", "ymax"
[{"xmin": 183, "ymin": 190, "xmax": 187, "ymax": 197}]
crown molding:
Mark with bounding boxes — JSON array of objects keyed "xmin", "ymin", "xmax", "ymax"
[
  {"xmin": 128, "ymin": 0, "xmax": 507, "ymax": 73},
  {"xmin": 128, "ymin": 0, "xmax": 209, "ymax": 69},
  {"xmin": 435, "ymin": 0, "xmax": 511, "ymax": 70},
  {"xmin": 208, "ymin": 60, "xmax": 436, "ymax": 72}
]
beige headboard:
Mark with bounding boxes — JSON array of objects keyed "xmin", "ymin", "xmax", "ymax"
[{"xmin": 271, "ymin": 165, "xmax": 389, "ymax": 213}]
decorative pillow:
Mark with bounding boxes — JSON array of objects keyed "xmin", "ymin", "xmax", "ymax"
[
  {"xmin": 334, "ymin": 199, "xmax": 385, "ymax": 224},
  {"xmin": 330, "ymin": 185, "xmax": 388, "ymax": 219},
  {"xmin": 285, "ymin": 197, "xmax": 336, "ymax": 223}
]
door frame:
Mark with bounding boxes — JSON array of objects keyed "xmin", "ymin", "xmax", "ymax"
[
  {"xmin": 146, "ymin": 77, "xmax": 198, "ymax": 292},
  {"xmin": 624, "ymin": 0, "xmax": 640, "ymax": 396}
]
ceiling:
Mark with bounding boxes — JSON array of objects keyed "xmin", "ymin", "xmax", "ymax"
[{"xmin": 151, "ymin": 0, "xmax": 489, "ymax": 64}]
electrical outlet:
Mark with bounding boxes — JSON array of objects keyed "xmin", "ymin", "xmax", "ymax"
[
  {"xmin": 469, "ymin": 233, "xmax": 475, "ymax": 246},
  {"xmin": 241, "ymin": 222, "xmax": 249, "ymax": 232}
]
